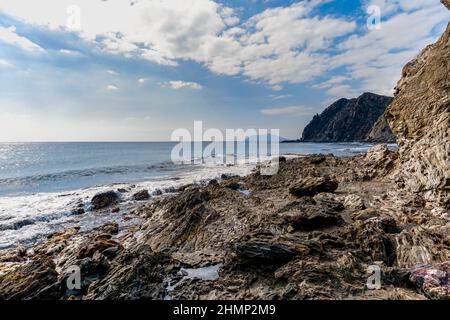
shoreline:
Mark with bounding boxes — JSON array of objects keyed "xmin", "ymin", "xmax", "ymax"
[{"xmin": 0, "ymin": 146, "xmax": 448, "ymax": 300}]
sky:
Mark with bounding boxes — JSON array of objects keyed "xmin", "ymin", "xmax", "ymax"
[{"xmin": 0, "ymin": 0, "xmax": 449, "ymax": 141}]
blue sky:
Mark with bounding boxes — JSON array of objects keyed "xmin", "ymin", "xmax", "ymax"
[{"xmin": 0, "ymin": 0, "xmax": 449, "ymax": 141}]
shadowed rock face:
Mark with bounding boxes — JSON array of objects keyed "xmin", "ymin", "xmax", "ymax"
[
  {"xmin": 301, "ymin": 92, "xmax": 394, "ymax": 142},
  {"xmin": 366, "ymin": 114, "xmax": 396, "ymax": 143},
  {"xmin": 386, "ymin": 3, "xmax": 450, "ymax": 207}
]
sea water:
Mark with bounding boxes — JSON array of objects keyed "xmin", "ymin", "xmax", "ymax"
[{"xmin": 0, "ymin": 142, "xmax": 396, "ymax": 249}]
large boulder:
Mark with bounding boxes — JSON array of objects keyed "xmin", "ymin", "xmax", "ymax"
[
  {"xmin": 289, "ymin": 176, "xmax": 338, "ymax": 197},
  {"xmin": 386, "ymin": 2, "xmax": 450, "ymax": 207},
  {"xmin": 91, "ymin": 191, "xmax": 119, "ymax": 210}
]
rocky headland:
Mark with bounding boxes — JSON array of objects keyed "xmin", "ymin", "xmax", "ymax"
[
  {"xmin": 300, "ymin": 92, "xmax": 396, "ymax": 143},
  {"xmin": 0, "ymin": 1, "xmax": 448, "ymax": 302}
]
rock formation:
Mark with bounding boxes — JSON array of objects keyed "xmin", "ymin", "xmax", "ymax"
[
  {"xmin": 366, "ymin": 114, "xmax": 397, "ymax": 143},
  {"xmin": 301, "ymin": 92, "xmax": 394, "ymax": 142},
  {"xmin": 386, "ymin": 1, "xmax": 450, "ymax": 207}
]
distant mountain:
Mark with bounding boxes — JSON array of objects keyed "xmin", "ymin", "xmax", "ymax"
[{"xmin": 300, "ymin": 92, "xmax": 395, "ymax": 142}]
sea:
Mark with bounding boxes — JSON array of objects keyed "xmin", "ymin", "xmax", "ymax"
[{"xmin": 0, "ymin": 142, "xmax": 396, "ymax": 249}]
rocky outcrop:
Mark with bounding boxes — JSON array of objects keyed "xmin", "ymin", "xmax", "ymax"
[
  {"xmin": 386, "ymin": 3, "xmax": 450, "ymax": 207},
  {"xmin": 301, "ymin": 92, "xmax": 394, "ymax": 142},
  {"xmin": 365, "ymin": 114, "xmax": 396, "ymax": 143}
]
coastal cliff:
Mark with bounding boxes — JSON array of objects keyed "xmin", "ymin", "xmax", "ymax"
[
  {"xmin": 386, "ymin": 0, "xmax": 450, "ymax": 207},
  {"xmin": 301, "ymin": 93, "xmax": 395, "ymax": 142}
]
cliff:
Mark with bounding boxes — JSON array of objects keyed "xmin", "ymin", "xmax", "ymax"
[
  {"xmin": 386, "ymin": 0, "xmax": 450, "ymax": 207},
  {"xmin": 301, "ymin": 93, "xmax": 394, "ymax": 142}
]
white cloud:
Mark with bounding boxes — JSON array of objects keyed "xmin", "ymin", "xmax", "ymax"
[
  {"xmin": 138, "ymin": 78, "xmax": 147, "ymax": 84},
  {"xmin": 260, "ymin": 105, "xmax": 315, "ymax": 116},
  {"xmin": 0, "ymin": 26, "xmax": 44, "ymax": 52},
  {"xmin": 0, "ymin": 0, "xmax": 448, "ymax": 96},
  {"xmin": 106, "ymin": 70, "xmax": 119, "ymax": 75},
  {"xmin": 165, "ymin": 81, "xmax": 203, "ymax": 90},
  {"xmin": 0, "ymin": 58, "xmax": 13, "ymax": 68},
  {"xmin": 58, "ymin": 49, "xmax": 80, "ymax": 56},
  {"xmin": 106, "ymin": 84, "xmax": 119, "ymax": 91}
]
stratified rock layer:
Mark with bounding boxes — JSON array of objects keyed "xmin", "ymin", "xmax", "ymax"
[{"xmin": 386, "ymin": 9, "xmax": 450, "ymax": 207}]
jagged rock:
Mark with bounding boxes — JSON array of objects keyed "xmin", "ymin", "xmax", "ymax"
[
  {"xmin": 0, "ymin": 258, "xmax": 59, "ymax": 300},
  {"xmin": 133, "ymin": 190, "xmax": 150, "ymax": 201},
  {"xmin": 352, "ymin": 208, "xmax": 379, "ymax": 221},
  {"xmin": 365, "ymin": 114, "xmax": 396, "ymax": 143},
  {"xmin": 289, "ymin": 176, "xmax": 338, "ymax": 197},
  {"xmin": 289, "ymin": 211, "xmax": 341, "ymax": 231},
  {"xmin": 301, "ymin": 92, "xmax": 393, "ymax": 142},
  {"xmin": 91, "ymin": 191, "xmax": 119, "ymax": 210},
  {"xmin": 386, "ymin": 3, "xmax": 450, "ymax": 207},
  {"xmin": 85, "ymin": 245, "xmax": 175, "ymax": 299}
]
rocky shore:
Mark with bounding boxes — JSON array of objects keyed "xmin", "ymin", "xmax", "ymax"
[
  {"xmin": 0, "ymin": 145, "xmax": 448, "ymax": 300},
  {"xmin": 0, "ymin": 0, "xmax": 448, "ymax": 303}
]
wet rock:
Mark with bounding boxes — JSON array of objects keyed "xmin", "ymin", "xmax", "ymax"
[
  {"xmin": 409, "ymin": 262, "xmax": 449, "ymax": 300},
  {"xmin": 289, "ymin": 176, "xmax": 338, "ymax": 197},
  {"xmin": 234, "ymin": 241, "xmax": 302, "ymax": 265},
  {"xmin": 117, "ymin": 188, "xmax": 128, "ymax": 193},
  {"xmin": 91, "ymin": 191, "xmax": 119, "ymax": 210},
  {"xmin": 133, "ymin": 190, "xmax": 150, "ymax": 201},
  {"xmin": 152, "ymin": 189, "xmax": 163, "ymax": 196},
  {"xmin": 71, "ymin": 207, "xmax": 85, "ymax": 215},
  {"xmin": 208, "ymin": 179, "xmax": 219, "ymax": 187},
  {"xmin": 111, "ymin": 207, "xmax": 120, "ymax": 213},
  {"xmin": 225, "ymin": 182, "xmax": 241, "ymax": 191}
]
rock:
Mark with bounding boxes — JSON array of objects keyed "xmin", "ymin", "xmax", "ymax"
[
  {"xmin": 77, "ymin": 236, "xmax": 122, "ymax": 259},
  {"xmin": 208, "ymin": 179, "xmax": 219, "ymax": 187},
  {"xmin": 133, "ymin": 190, "xmax": 150, "ymax": 201},
  {"xmin": 0, "ymin": 258, "xmax": 60, "ymax": 299},
  {"xmin": 85, "ymin": 245, "xmax": 175, "ymax": 299},
  {"xmin": 409, "ymin": 262, "xmax": 450, "ymax": 300},
  {"xmin": 91, "ymin": 191, "xmax": 119, "ymax": 210},
  {"xmin": 289, "ymin": 176, "xmax": 338, "ymax": 197},
  {"xmin": 234, "ymin": 241, "xmax": 302, "ymax": 265},
  {"xmin": 386, "ymin": 3, "xmax": 450, "ymax": 206},
  {"xmin": 93, "ymin": 221, "xmax": 119, "ymax": 235},
  {"xmin": 365, "ymin": 144, "xmax": 391, "ymax": 163},
  {"xmin": 71, "ymin": 207, "xmax": 85, "ymax": 215},
  {"xmin": 352, "ymin": 208, "xmax": 379, "ymax": 221},
  {"xmin": 343, "ymin": 194, "xmax": 366, "ymax": 210},
  {"xmin": 365, "ymin": 114, "xmax": 396, "ymax": 143},
  {"xmin": 117, "ymin": 188, "xmax": 128, "ymax": 193},
  {"xmin": 152, "ymin": 189, "xmax": 163, "ymax": 196},
  {"xmin": 289, "ymin": 211, "xmax": 341, "ymax": 231},
  {"xmin": 301, "ymin": 92, "xmax": 393, "ymax": 142},
  {"xmin": 225, "ymin": 182, "xmax": 241, "ymax": 191},
  {"xmin": 111, "ymin": 207, "xmax": 120, "ymax": 213}
]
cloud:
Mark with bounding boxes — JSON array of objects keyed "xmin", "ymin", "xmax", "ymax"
[
  {"xmin": 106, "ymin": 70, "xmax": 119, "ymax": 75},
  {"xmin": 165, "ymin": 81, "xmax": 203, "ymax": 90},
  {"xmin": 0, "ymin": 58, "xmax": 13, "ymax": 68},
  {"xmin": 0, "ymin": 26, "xmax": 44, "ymax": 52},
  {"xmin": 58, "ymin": 49, "xmax": 81, "ymax": 56},
  {"xmin": 106, "ymin": 84, "xmax": 119, "ymax": 91},
  {"xmin": 0, "ymin": 0, "xmax": 448, "ymax": 97},
  {"xmin": 260, "ymin": 105, "xmax": 315, "ymax": 116}
]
